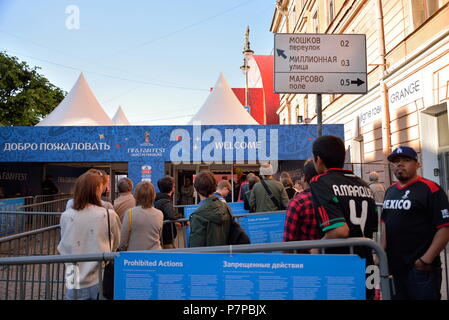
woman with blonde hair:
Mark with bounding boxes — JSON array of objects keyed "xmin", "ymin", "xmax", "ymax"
[
  {"xmin": 119, "ymin": 181, "xmax": 164, "ymax": 251},
  {"xmin": 57, "ymin": 172, "xmax": 121, "ymax": 300}
]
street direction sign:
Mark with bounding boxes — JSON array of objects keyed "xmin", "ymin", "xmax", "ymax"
[{"xmin": 274, "ymin": 33, "xmax": 367, "ymax": 94}]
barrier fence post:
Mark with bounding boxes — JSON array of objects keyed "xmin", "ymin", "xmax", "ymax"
[{"xmin": 445, "ymin": 247, "xmax": 448, "ymax": 299}]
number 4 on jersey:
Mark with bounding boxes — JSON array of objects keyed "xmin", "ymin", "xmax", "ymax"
[{"xmin": 349, "ymin": 199, "xmax": 368, "ymax": 236}]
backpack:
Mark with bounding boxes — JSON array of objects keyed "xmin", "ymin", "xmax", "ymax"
[
  {"xmin": 154, "ymin": 197, "xmax": 178, "ymax": 245},
  {"xmin": 226, "ymin": 205, "xmax": 250, "ymax": 245}
]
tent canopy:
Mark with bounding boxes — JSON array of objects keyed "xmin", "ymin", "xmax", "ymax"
[
  {"xmin": 188, "ymin": 73, "xmax": 258, "ymax": 125},
  {"xmin": 112, "ymin": 106, "xmax": 130, "ymax": 125},
  {"xmin": 36, "ymin": 73, "xmax": 113, "ymax": 126}
]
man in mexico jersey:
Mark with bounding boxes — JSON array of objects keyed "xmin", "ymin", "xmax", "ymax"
[
  {"xmin": 381, "ymin": 146, "xmax": 449, "ymax": 300},
  {"xmin": 382, "ymin": 178, "xmax": 449, "ymax": 273}
]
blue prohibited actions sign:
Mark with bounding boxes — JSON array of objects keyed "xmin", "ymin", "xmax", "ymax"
[{"xmin": 113, "ymin": 252, "xmax": 366, "ymax": 300}]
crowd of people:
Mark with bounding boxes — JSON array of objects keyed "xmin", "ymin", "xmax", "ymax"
[
  {"xmin": 57, "ymin": 135, "xmax": 449, "ymax": 300},
  {"xmin": 282, "ymin": 137, "xmax": 449, "ymax": 300},
  {"xmin": 58, "ymin": 170, "xmax": 182, "ymax": 299}
]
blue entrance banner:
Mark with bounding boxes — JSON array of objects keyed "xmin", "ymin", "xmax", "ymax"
[
  {"xmin": 0, "ymin": 124, "xmax": 344, "ymax": 194},
  {"xmin": 114, "ymin": 252, "xmax": 366, "ymax": 300}
]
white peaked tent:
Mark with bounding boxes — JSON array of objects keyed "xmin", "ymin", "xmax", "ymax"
[
  {"xmin": 112, "ymin": 106, "xmax": 130, "ymax": 125},
  {"xmin": 36, "ymin": 73, "xmax": 114, "ymax": 126},
  {"xmin": 188, "ymin": 73, "xmax": 258, "ymax": 125}
]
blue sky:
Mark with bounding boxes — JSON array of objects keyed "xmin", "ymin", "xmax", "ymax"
[{"xmin": 0, "ymin": 0, "xmax": 276, "ymax": 125}]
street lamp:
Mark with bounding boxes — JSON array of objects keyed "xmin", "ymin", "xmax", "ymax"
[{"xmin": 241, "ymin": 26, "xmax": 254, "ymax": 110}]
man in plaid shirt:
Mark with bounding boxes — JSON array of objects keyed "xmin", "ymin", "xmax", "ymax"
[{"xmin": 283, "ymin": 160, "xmax": 321, "ymax": 253}]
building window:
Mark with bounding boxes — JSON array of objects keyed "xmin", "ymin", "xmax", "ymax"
[{"xmin": 410, "ymin": 0, "xmax": 443, "ymax": 29}]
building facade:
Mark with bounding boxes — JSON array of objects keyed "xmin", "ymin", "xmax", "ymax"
[{"xmin": 271, "ymin": 0, "xmax": 449, "ymax": 190}]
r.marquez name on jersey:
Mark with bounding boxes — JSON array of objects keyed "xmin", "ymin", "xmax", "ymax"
[{"xmin": 332, "ymin": 184, "xmax": 374, "ymax": 199}]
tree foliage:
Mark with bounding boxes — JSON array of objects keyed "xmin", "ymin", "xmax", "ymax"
[{"xmin": 0, "ymin": 52, "xmax": 66, "ymax": 126}]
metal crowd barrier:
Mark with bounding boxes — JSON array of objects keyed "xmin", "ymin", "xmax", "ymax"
[
  {"xmin": 18, "ymin": 197, "xmax": 71, "ymax": 214},
  {"xmin": 0, "ymin": 238, "xmax": 390, "ymax": 300},
  {"xmin": 0, "ymin": 212, "xmax": 61, "ymax": 236},
  {"xmin": 33, "ymin": 194, "xmax": 72, "ymax": 204},
  {"xmin": 0, "ymin": 205, "xmax": 447, "ymax": 300},
  {"xmin": 0, "ymin": 226, "xmax": 62, "ymax": 300},
  {"xmin": 0, "ymin": 225, "xmax": 60, "ymax": 258},
  {"xmin": 0, "ymin": 197, "xmax": 70, "ymax": 237}
]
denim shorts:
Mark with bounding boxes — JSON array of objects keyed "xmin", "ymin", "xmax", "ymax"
[{"xmin": 66, "ymin": 284, "xmax": 100, "ymax": 300}]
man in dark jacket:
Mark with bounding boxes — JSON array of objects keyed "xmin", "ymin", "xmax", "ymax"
[
  {"xmin": 189, "ymin": 171, "xmax": 231, "ymax": 247},
  {"xmin": 155, "ymin": 176, "xmax": 181, "ymax": 249}
]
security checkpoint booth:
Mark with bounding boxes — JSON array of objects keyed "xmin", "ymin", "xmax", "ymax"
[{"xmin": 0, "ymin": 123, "xmax": 393, "ymax": 300}]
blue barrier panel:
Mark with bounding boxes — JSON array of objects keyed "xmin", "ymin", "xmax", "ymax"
[
  {"xmin": 184, "ymin": 205, "xmax": 285, "ymax": 247},
  {"xmin": 114, "ymin": 251, "xmax": 366, "ymax": 300},
  {"xmin": 184, "ymin": 202, "xmax": 249, "ymax": 218},
  {"xmin": 0, "ymin": 198, "xmax": 25, "ymax": 236},
  {"xmin": 227, "ymin": 202, "xmax": 247, "ymax": 213},
  {"xmin": 238, "ymin": 212, "xmax": 286, "ymax": 244}
]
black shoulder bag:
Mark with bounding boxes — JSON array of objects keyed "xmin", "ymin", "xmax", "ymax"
[
  {"xmin": 102, "ymin": 209, "xmax": 114, "ymax": 300},
  {"xmin": 226, "ymin": 205, "xmax": 250, "ymax": 245},
  {"xmin": 260, "ymin": 179, "xmax": 285, "ymax": 210}
]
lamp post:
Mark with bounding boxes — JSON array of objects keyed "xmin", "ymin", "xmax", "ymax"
[{"xmin": 240, "ymin": 26, "xmax": 254, "ymax": 110}]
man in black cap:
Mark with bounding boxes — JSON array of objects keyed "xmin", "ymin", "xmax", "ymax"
[{"xmin": 381, "ymin": 146, "xmax": 449, "ymax": 300}]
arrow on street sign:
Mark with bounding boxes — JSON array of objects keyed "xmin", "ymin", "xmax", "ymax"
[
  {"xmin": 351, "ymin": 78, "xmax": 365, "ymax": 86},
  {"xmin": 276, "ymin": 49, "xmax": 287, "ymax": 59}
]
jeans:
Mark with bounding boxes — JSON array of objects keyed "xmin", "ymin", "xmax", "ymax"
[
  {"xmin": 66, "ymin": 284, "xmax": 100, "ymax": 300},
  {"xmin": 392, "ymin": 267, "xmax": 442, "ymax": 300}
]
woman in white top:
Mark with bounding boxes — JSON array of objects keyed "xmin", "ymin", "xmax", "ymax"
[
  {"xmin": 119, "ymin": 181, "xmax": 163, "ymax": 251},
  {"xmin": 57, "ymin": 172, "xmax": 121, "ymax": 300}
]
